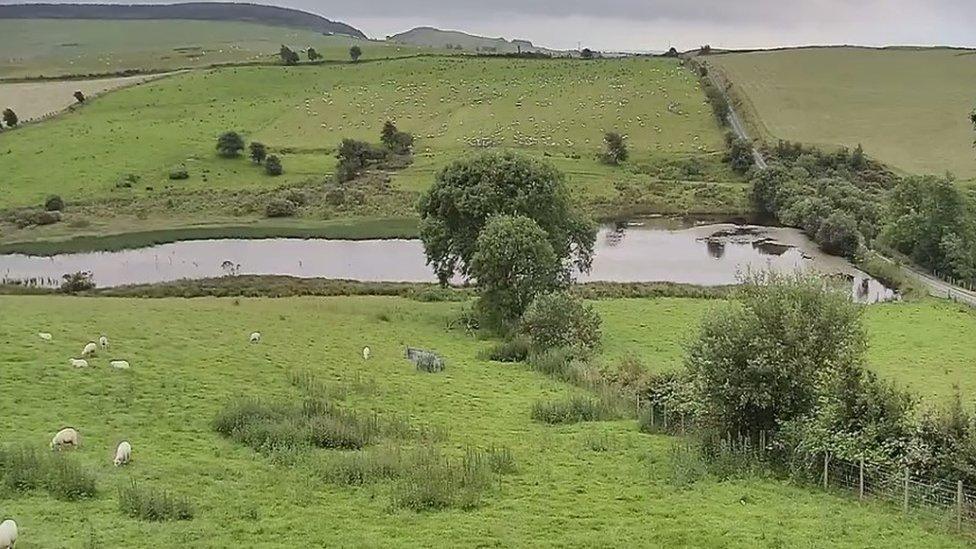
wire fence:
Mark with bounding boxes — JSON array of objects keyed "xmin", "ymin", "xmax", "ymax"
[{"xmin": 639, "ymin": 400, "xmax": 976, "ymax": 539}]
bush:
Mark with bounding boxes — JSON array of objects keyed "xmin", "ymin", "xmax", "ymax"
[
  {"xmin": 46, "ymin": 453, "xmax": 97, "ymax": 501},
  {"xmin": 816, "ymin": 211, "xmax": 862, "ymax": 258},
  {"xmin": 45, "ymin": 195, "xmax": 64, "ymax": 212},
  {"xmin": 601, "ymin": 132, "xmax": 628, "ymax": 165},
  {"xmin": 519, "ymin": 292, "xmax": 602, "ymax": 353},
  {"xmin": 265, "ymin": 198, "xmax": 297, "ymax": 218},
  {"xmin": 530, "ymin": 395, "xmax": 615, "ymax": 424},
  {"xmin": 0, "ymin": 445, "xmax": 95, "ymax": 500},
  {"xmin": 265, "ymin": 155, "xmax": 283, "ymax": 176},
  {"xmin": 482, "ymin": 336, "xmax": 531, "ymax": 362},
  {"xmin": 392, "ymin": 447, "xmax": 492, "ymax": 511},
  {"xmin": 60, "ymin": 271, "xmax": 95, "ymax": 293},
  {"xmin": 526, "ymin": 347, "xmax": 577, "ymax": 381},
  {"xmin": 284, "ymin": 189, "xmax": 307, "ymax": 206},
  {"xmin": 0, "ymin": 445, "xmax": 44, "ymax": 493},
  {"xmin": 415, "ymin": 353, "xmax": 446, "ymax": 373},
  {"xmin": 168, "ymin": 167, "xmax": 189, "ymax": 180},
  {"xmin": 249, "ymin": 142, "xmax": 268, "ymax": 164},
  {"xmin": 724, "ymin": 133, "xmax": 754, "ymax": 174},
  {"xmin": 118, "ymin": 482, "xmax": 194, "ymax": 521},
  {"xmin": 31, "ymin": 210, "xmax": 62, "ymax": 226},
  {"xmin": 216, "ymin": 131, "xmax": 245, "ymax": 158}
]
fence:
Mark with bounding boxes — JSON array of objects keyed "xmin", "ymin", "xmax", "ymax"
[{"xmin": 638, "ymin": 401, "xmax": 976, "ymax": 539}]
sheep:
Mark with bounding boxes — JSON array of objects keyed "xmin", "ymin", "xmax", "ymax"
[
  {"xmin": 0, "ymin": 519, "xmax": 17, "ymax": 549},
  {"xmin": 114, "ymin": 441, "xmax": 132, "ymax": 466},
  {"xmin": 69, "ymin": 358, "xmax": 89, "ymax": 368},
  {"xmin": 99, "ymin": 335, "xmax": 109, "ymax": 348},
  {"xmin": 82, "ymin": 342, "xmax": 97, "ymax": 357},
  {"xmin": 249, "ymin": 332, "xmax": 261, "ymax": 343},
  {"xmin": 51, "ymin": 427, "xmax": 80, "ymax": 450},
  {"xmin": 362, "ymin": 346, "xmax": 371, "ymax": 360},
  {"xmin": 109, "ymin": 360, "xmax": 130, "ymax": 370},
  {"xmin": 38, "ymin": 332, "xmax": 53, "ymax": 341}
]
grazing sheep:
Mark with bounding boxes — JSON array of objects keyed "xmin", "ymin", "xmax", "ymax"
[
  {"xmin": 51, "ymin": 427, "xmax": 80, "ymax": 450},
  {"xmin": 362, "ymin": 346, "xmax": 371, "ymax": 360},
  {"xmin": 82, "ymin": 342, "xmax": 97, "ymax": 357},
  {"xmin": 249, "ymin": 332, "xmax": 261, "ymax": 343},
  {"xmin": 109, "ymin": 360, "xmax": 130, "ymax": 370},
  {"xmin": 38, "ymin": 332, "xmax": 53, "ymax": 341},
  {"xmin": 114, "ymin": 441, "xmax": 132, "ymax": 466},
  {"xmin": 99, "ymin": 335, "xmax": 109, "ymax": 348},
  {"xmin": 69, "ymin": 358, "xmax": 89, "ymax": 368},
  {"xmin": 0, "ymin": 519, "xmax": 17, "ymax": 549}
]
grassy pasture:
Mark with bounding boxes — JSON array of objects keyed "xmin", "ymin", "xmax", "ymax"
[
  {"xmin": 0, "ymin": 56, "xmax": 741, "ymax": 243},
  {"xmin": 0, "ymin": 294, "xmax": 966, "ymax": 547},
  {"xmin": 0, "ymin": 19, "xmax": 424, "ymax": 79},
  {"xmin": 710, "ymin": 47, "xmax": 976, "ymax": 181}
]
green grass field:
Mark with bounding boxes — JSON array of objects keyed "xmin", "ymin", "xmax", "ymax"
[
  {"xmin": 0, "ymin": 56, "xmax": 743, "ymax": 245},
  {"xmin": 710, "ymin": 47, "xmax": 976, "ymax": 181},
  {"xmin": 0, "ymin": 19, "xmax": 425, "ymax": 79},
  {"xmin": 0, "ymin": 294, "xmax": 967, "ymax": 547}
]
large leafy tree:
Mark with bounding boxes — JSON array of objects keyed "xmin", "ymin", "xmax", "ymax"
[
  {"xmin": 418, "ymin": 152, "xmax": 595, "ymax": 285},
  {"xmin": 883, "ymin": 175, "xmax": 969, "ymax": 273},
  {"xmin": 216, "ymin": 131, "xmax": 245, "ymax": 158}
]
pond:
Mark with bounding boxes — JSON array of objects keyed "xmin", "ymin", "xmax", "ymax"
[{"xmin": 0, "ymin": 221, "xmax": 895, "ymax": 302}]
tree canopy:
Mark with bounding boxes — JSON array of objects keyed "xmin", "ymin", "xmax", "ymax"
[
  {"xmin": 216, "ymin": 131, "xmax": 245, "ymax": 158},
  {"xmin": 349, "ymin": 45, "xmax": 362, "ymax": 62}
]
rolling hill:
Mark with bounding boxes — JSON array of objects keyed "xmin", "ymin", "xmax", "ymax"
[
  {"xmin": 0, "ymin": 2, "xmax": 366, "ymax": 38},
  {"xmin": 389, "ymin": 26, "xmax": 544, "ymax": 54}
]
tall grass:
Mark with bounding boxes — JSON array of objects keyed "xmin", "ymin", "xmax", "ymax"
[
  {"xmin": 0, "ymin": 444, "xmax": 96, "ymax": 501},
  {"xmin": 531, "ymin": 395, "xmax": 619, "ymax": 425},
  {"xmin": 118, "ymin": 481, "xmax": 194, "ymax": 521}
]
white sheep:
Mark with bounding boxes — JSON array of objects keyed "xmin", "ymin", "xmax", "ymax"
[
  {"xmin": 0, "ymin": 519, "xmax": 17, "ymax": 549},
  {"xmin": 114, "ymin": 441, "xmax": 132, "ymax": 466},
  {"xmin": 69, "ymin": 358, "xmax": 89, "ymax": 368},
  {"xmin": 82, "ymin": 342, "xmax": 97, "ymax": 357},
  {"xmin": 249, "ymin": 332, "xmax": 261, "ymax": 343},
  {"xmin": 362, "ymin": 346, "xmax": 371, "ymax": 360},
  {"xmin": 99, "ymin": 335, "xmax": 109, "ymax": 348},
  {"xmin": 38, "ymin": 332, "xmax": 53, "ymax": 341},
  {"xmin": 110, "ymin": 360, "xmax": 130, "ymax": 370},
  {"xmin": 51, "ymin": 427, "xmax": 80, "ymax": 450}
]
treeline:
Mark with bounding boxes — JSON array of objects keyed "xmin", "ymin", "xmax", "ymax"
[{"xmin": 749, "ymin": 141, "xmax": 976, "ymax": 285}]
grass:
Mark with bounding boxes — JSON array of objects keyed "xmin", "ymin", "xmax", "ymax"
[
  {"xmin": 0, "ymin": 19, "xmax": 427, "ymax": 79},
  {"xmin": 118, "ymin": 481, "xmax": 194, "ymax": 522},
  {"xmin": 0, "ymin": 55, "xmax": 743, "ymax": 244},
  {"xmin": 710, "ymin": 47, "xmax": 976, "ymax": 182},
  {"xmin": 0, "ymin": 294, "xmax": 968, "ymax": 546}
]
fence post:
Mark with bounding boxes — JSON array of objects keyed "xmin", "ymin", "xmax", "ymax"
[
  {"xmin": 663, "ymin": 404, "xmax": 668, "ymax": 432},
  {"xmin": 822, "ymin": 453, "xmax": 829, "ymax": 490},
  {"xmin": 759, "ymin": 430, "xmax": 766, "ymax": 454},
  {"xmin": 858, "ymin": 458, "xmax": 864, "ymax": 501},
  {"xmin": 958, "ymin": 480, "xmax": 964, "ymax": 532},
  {"xmin": 903, "ymin": 468, "xmax": 909, "ymax": 514}
]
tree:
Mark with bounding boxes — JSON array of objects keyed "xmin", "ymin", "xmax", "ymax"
[
  {"xmin": 380, "ymin": 121, "xmax": 414, "ymax": 154},
  {"xmin": 2, "ymin": 108, "xmax": 18, "ymax": 128},
  {"xmin": 470, "ymin": 215, "xmax": 562, "ymax": 324},
  {"xmin": 216, "ymin": 131, "xmax": 245, "ymax": 158},
  {"xmin": 381, "ymin": 121, "xmax": 398, "ymax": 148},
  {"xmin": 335, "ymin": 138, "xmax": 388, "ymax": 182},
  {"xmin": 73, "ymin": 91, "xmax": 85, "ymax": 103},
  {"xmin": 601, "ymin": 132, "xmax": 628, "ymax": 165},
  {"xmin": 687, "ymin": 272, "xmax": 867, "ymax": 434},
  {"xmin": 279, "ymin": 45, "xmax": 300, "ymax": 65},
  {"xmin": 520, "ymin": 291, "xmax": 602, "ymax": 353},
  {"xmin": 249, "ymin": 142, "xmax": 268, "ymax": 164},
  {"xmin": 418, "ymin": 152, "xmax": 596, "ymax": 285},
  {"xmin": 349, "ymin": 45, "xmax": 362, "ymax": 62},
  {"xmin": 883, "ymin": 175, "xmax": 969, "ymax": 273},
  {"xmin": 724, "ymin": 133, "xmax": 753, "ymax": 173},
  {"xmin": 264, "ymin": 155, "xmax": 283, "ymax": 176},
  {"xmin": 580, "ymin": 48, "xmax": 594, "ymax": 59},
  {"xmin": 816, "ymin": 211, "xmax": 862, "ymax": 258},
  {"xmin": 307, "ymin": 47, "xmax": 322, "ymax": 61}
]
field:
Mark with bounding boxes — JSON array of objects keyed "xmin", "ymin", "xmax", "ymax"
[
  {"xmin": 0, "ymin": 294, "xmax": 967, "ymax": 547},
  {"xmin": 710, "ymin": 47, "xmax": 976, "ymax": 181},
  {"xmin": 0, "ymin": 56, "xmax": 743, "ymax": 245},
  {"xmin": 0, "ymin": 19, "xmax": 424, "ymax": 79}
]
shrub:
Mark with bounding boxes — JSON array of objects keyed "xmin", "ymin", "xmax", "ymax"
[
  {"xmin": 531, "ymin": 395, "xmax": 614, "ymax": 424},
  {"xmin": 325, "ymin": 187, "xmax": 345, "ymax": 206},
  {"xmin": 265, "ymin": 155, "xmax": 283, "ymax": 176},
  {"xmin": 526, "ymin": 347, "xmax": 576, "ymax": 381},
  {"xmin": 0, "ymin": 445, "xmax": 44, "ymax": 493},
  {"xmin": 483, "ymin": 337, "xmax": 531, "ymax": 362},
  {"xmin": 44, "ymin": 195, "xmax": 64, "ymax": 212},
  {"xmin": 519, "ymin": 292, "xmax": 602, "ymax": 353},
  {"xmin": 118, "ymin": 482, "xmax": 194, "ymax": 521},
  {"xmin": 168, "ymin": 167, "xmax": 189, "ymax": 180},
  {"xmin": 45, "ymin": 453, "xmax": 97, "ymax": 501},
  {"xmin": 216, "ymin": 131, "xmax": 245, "ymax": 158},
  {"xmin": 60, "ymin": 271, "xmax": 95, "ymax": 293},
  {"xmin": 265, "ymin": 198, "xmax": 297, "ymax": 218},
  {"xmin": 601, "ymin": 132, "xmax": 628, "ymax": 165},
  {"xmin": 284, "ymin": 189, "xmax": 307, "ymax": 206},
  {"xmin": 392, "ymin": 447, "xmax": 492, "ymax": 511},
  {"xmin": 415, "ymin": 353, "xmax": 446, "ymax": 373},
  {"xmin": 249, "ymin": 142, "xmax": 268, "ymax": 163},
  {"xmin": 816, "ymin": 211, "xmax": 862, "ymax": 258},
  {"xmin": 31, "ymin": 210, "xmax": 62, "ymax": 226},
  {"xmin": 0, "ymin": 445, "xmax": 95, "ymax": 500}
]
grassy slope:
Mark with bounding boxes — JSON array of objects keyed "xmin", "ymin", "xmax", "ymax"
[
  {"xmin": 0, "ymin": 295, "xmax": 964, "ymax": 547},
  {"xmin": 596, "ymin": 298, "xmax": 976, "ymax": 402},
  {"xmin": 1, "ymin": 56, "xmax": 743, "ymax": 244},
  {"xmin": 0, "ymin": 19, "xmax": 423, "ymax": 79},
  {"xmin": 709, "ymin": 47, "xmax": 976, "ymax": 181}
]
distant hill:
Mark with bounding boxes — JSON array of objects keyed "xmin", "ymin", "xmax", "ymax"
[
  {"xmin": 388, "ymin": 27, "xmax": 545, "ymax": 54},
  {"xmin": 0, "ymin": 2, "xmax": 366, "ymax": 38}
]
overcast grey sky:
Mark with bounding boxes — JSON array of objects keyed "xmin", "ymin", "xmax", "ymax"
[{"xmin": 5, "ymin": 0, "xmax": 975, "ymax": 51}]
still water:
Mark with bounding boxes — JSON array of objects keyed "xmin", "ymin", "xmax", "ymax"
[{"xmin": 0, "ymin": 221, "xmax": 895, "ymax": 302}]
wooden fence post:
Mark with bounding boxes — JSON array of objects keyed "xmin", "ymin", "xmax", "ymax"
[
  {"xmin": 858, "ymin": 458, "xmax": 864, "ymax": 501},
  {"xmin": 903, "ymin": 468, "xmax": 910, "ymax": 514},
  {"xmin": 958, "ymin": 480, "xmax": 964, "ymax": 532},
  {"xmin": 822, "ymin": 454, "xmax": 829, "ymax": 490}
]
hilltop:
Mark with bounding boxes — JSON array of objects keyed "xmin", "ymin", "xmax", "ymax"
[
  {"xmin": 0, "ymin": 2, "xmax": 366, "ymax": 38},
  {"xmin": 389, "ymin": 26, "xmax": 544, "ymax": 53}
]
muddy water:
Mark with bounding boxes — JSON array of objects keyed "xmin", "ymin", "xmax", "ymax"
[{"xmin": 0, "ymin": 221, "xmax": 895, "ymax": 302}]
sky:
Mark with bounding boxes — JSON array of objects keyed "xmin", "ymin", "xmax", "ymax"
[{"xmin": 4, "ymin": 0, "xmax": 975, "ymax": 51}]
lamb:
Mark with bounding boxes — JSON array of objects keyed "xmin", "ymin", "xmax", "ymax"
[
  {"xmin": 69, "ymin": 358, "xmax": 89, "ymax": 368},
  {"xmin": 362, "ymin": 346, "xmax": 371, "ymax": 360},
  {"xmin": 82, "ymin": 342, "xmax": 97, "ymax": 357},
  {"xmin": 109, "ymin": 360, "xmax": 130, "ymax": 370},
  {"xmin": 99, "ymin": 335, "xmax": 109, "ymax": 348},
  {"xmin": 51, "ymin": 427, "xmax": 80, "ymax": 450},
  {"xmin": 114, "ymin": 441, "xmax": 132, "ymax": 466},
  {"xmin": 249, "ymin": 332, "xmax": 261, "ymax": 343},
  {"xmin": 0, "ymin": 519, "xmax": 17, "ymax": 549},
  {"xmin": 38, "ymin": 332, "xmax": 53, "ymax": 341}
]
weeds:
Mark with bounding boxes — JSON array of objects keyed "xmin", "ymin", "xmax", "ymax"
[
  {"xmin": 530, "ymin": 395, "xmax": 617, "ymax": 425},
  {"xmin": 481, "ymin": 337, "xmax": 531, "ymax": 363},
  {"xmin": 0, "ymin": 444, "xmax": 96, "ymax": 500},
  {"xmin": 118, "ymin": 481, "xmax": 194, "ymax": 521}
]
